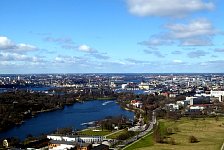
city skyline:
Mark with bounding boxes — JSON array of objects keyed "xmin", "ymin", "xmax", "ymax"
[{"xmin": 0, "ymin": 0, "xmax": 224, "ymax": 74}]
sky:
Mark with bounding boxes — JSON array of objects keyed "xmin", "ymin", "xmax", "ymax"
[{"xmin": 0, "ymin": 0, "xmax": 224, "ymax": 74}]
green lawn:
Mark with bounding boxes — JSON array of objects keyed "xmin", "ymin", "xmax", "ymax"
[
  {"xmin": 106, "ymin": 129, "xmax": 127, "ymax": 139},
  {"xmin": 123, "ymin": 132, "xmax": 154, "ymax": 150},
  {"xmin": 138, "ymin": 117, "xmax": 224, "ymax": 150},
  {"xmin": 78, "ymin": 129, "xmax": 112, "ymax": 136}
]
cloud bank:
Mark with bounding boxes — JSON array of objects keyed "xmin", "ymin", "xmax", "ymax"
[{"xmin": 127, "ymin": 0, "xmax": 214, "ymax": 18}]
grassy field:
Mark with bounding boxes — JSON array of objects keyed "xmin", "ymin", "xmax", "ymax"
[
  {"xmin": 106, "ymin": 129, "xmax": 126, "ymax": 139},
  {"xmin": 127, "ymin": 117, "xmax": 224, "ymax": 150},
  {"xmin": 123, "ymin": 132, "xmax": 154, "ymax": 150},
  {"xmin": 78, "ymin": 128, "xmax": 134, "ymax": 139},
  {"xmin": 78, "ymin": 129, "xmax": 112, "ymax": 136}
]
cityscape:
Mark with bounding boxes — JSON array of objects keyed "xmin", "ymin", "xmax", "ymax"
[
  {"xmin": 0, "ymin": 73, "xmax": 224, "ymax": 149},
  {"xmin": 1, "ymin": 0, "xmax": 224, "ymax": 150}
]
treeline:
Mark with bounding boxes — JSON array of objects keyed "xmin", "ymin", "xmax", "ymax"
[
  {"xmin": 0, "ymin": 91, "xmax": 76, "ymax": 132},
  {"xmin": 117, "ymin": 92, "xmax": 185, "ymax": 123},
  {"xmin": 0, "ymin": 87, "xmax": 117, "ymax": 133}
]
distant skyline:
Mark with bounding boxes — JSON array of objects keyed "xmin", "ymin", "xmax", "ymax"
[{"xmin": 0, "ymin": 0, "xmax": 224, "ymax": 74}]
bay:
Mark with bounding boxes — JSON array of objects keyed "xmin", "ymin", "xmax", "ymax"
[{"xmin": 0, "ymin": 100, "xmax": 134, "ymax": 140}]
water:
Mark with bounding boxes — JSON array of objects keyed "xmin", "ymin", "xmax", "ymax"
[
  {"xmin": 0, "ymin": 100, "xmax": 134, "ymax": 140},
  {"xmin": 20, "ymin": 87, "xmax": 52, "ymax": 92},
  {"xmin": 0, "ymin": 88, "xmax": 8, "ymax": 93}
]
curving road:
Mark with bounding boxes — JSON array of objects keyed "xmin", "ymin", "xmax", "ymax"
[{"xmin": 116, "ymin": 111, "xmax": 157, "ymax": 150}]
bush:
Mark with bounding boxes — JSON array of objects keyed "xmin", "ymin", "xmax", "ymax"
[
  {"xmin": 173, "ymin": 127, "xmax": 179, "ymax": 132},
  {"xmin": 169, "ymin": 137, "xmax": 176, "ymax": 145},
  {"xmin": 189, "ymin": 135, "xmax": 198, "ymax": 143},
  {"xmin": 116, "ymin": 131, "xmax": 135, "ymax": 140},
  {"xmin": 166, "ymin": 127, "xmax": 173, "ymax": 135},
  {"xmin": 154, "ymin": 131, "xmax": 164, "ymax": 143}
]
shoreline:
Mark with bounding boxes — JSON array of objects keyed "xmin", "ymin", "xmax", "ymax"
[
  {"xmin": 0, "ymin": 98, "xmax": 110, "ymax": 133},
  {"xmin": 0, "ymin": 98, "xmax": 135, "ymax": 137}
]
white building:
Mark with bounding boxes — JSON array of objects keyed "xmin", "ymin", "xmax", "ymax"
[
  {"xmin": 138, "ymin": 82, "xmax": 150, "ymax": 90},
  {"xmin": 47, "ymin": 135, "xmax": 105, "ymax": 143},
  {"xmin": 130, "ymin": 100, "xmax": 143, "ymax": 108},
  {"xmin": 210, "ymin": 90, "xmax": 224, "ymax": 102},
  {"xmin": 185, "ymin": 97, "xmax": 197, "ymax": 106},
  {"xmin": 176, "ymin": 101, "xmax": 184, "ymax": 106},
  {"xmin": 189, "ymin": 106, "xmax": 205, "ymax": 111},
  {"xmin": 121, "ymin": 84, "xmax": 127, "ymax": 89},
  {"xmin": 165, "ymin": 103, "xmax": 179, "ymax": 111}
]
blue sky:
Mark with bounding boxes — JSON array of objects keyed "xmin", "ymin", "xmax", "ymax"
[{"xmin": 0, "ymin": 0, "xmax": 224, "ymax": 74}]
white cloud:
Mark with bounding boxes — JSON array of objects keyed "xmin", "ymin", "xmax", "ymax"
[
  {"xmin": 125, "ymin": 58, "xmax": 150, "ymax": 64},
  {"xmin": 0, "ymin": 36, "xmax": 13, "ymax": 49},
  {"xmin": 180, "ymin": 38, "xmax": 212, "ymax": 46},
  {"xmin": 167, "ymin": 19, "xmax": 217, "ymax": 46},
  {"xmin": 62, "ymin": 43, "xmax": 110, "ymax": 60},
  {"xmin": 78, "ymin": 44, "xmax": 92, "ymax": 52},
  {"xmin": 0, "ymin": 52, "xmax": 42, "ymax": 62},
  {"xmin": 17, "ymin": 43, "xmax": 37, "ymax": 51},
  {"xmin": 173, "ymin": 59, "xmax": 183, "ymax": 63},
  {"xmin": 140, "ymin": 19, "xmax": 219, "ymax": 47},
  {"xmin": 127, "ymin": 0, "xmax": 214, "ymax": 18},
  {"xmin": 166, "ymin": 19, "xmax": 216, "ymax": 39},
  {"xmin": 139, "ymin": 37, "xmax": 173, "ymax": 47},
  {"xmin": 0, "ymin": 36, "xmax": 37, "ymax": 53},
  {"xmin": 54, "ymin": 55, "xmax": 88, "ymax": 64}
]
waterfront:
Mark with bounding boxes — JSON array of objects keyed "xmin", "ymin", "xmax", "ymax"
[{"xmin": 0, "ymin": 100, "xmax": 134, "ymax": 140}]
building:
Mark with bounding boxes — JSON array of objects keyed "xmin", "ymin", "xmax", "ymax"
[
  {"xmin": 77, "ymin": 143, "xmax": 92, "ymax": 150},
  {"xmin": 189, "ymin": 96, "xmax": 210, "ymax": 105},
  {"xmin": 185, "ymin": 96, "xmax": 210, "ymax": 106},
  {"xmin": 48, "ymin": 140, "xmax": 77, "ymax": 150},
  {"xmin": 138, "ymin": 82, "xmax": 150, "ymax": 90},
  {"xmin": 165, "ymin": 103, "xmax": 179, "ymax": 111},
  {"xmin": 210, "ymin": 90, "xmax": 224, "ymax": 102},
  {"xmin": 130, "ymin": 100, "xmax": 143, "ymax": 108},
  {"xmin": 47, "ymin": 135, "xmax": 105, "ymax": 144},
  {"xmin": 189, "ymin": 105, "xmax": 205, "ymax": 111}
]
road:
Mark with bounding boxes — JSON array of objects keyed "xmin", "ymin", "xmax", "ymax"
[{"xmin": 115, "ymin": 111, "xmax": 157, "ymax": 150}]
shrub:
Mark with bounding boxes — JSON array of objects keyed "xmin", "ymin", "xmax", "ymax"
[
  {"xmin": 166, "ymin": 127, "xmax": 173, "ymax": 135},
  {"xmin": 189, "ymin": 135, "xmax": 198, "ymax": 143},
  {"xmin": 169, "ymin": 137, "xmax": 176, "ymax": 145},
  {"xmin": 173, "ymin": 127, "xmax": 179, "ymax": 132},
  {"xmin": 116, "ymin": 131, "xmax": 135, "ymax": 140}
]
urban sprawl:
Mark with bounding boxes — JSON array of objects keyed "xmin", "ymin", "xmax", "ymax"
[{"xmin": 1, "ymin": 73, "xmax": 224, "ymax": 150}]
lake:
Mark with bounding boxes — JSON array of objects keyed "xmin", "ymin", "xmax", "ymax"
[{"xmin": 0, "ymin": 100, "xmax": 134, "ymax": 140}]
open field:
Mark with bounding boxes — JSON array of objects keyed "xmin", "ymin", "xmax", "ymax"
[
  {"xmin": 129, "ymin": 117, "xmax": 224, "ymax": 150},
  {"xmin": 123, "ymin": 132, "xmax": 153, "ymax": 150},
  {"xmin": 78, "ymin": 129, "xmax": 112, "ymax": 136},
  {"xmin": 106, "ymin": 129, "xmax": 126, "ymax": 139}
]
